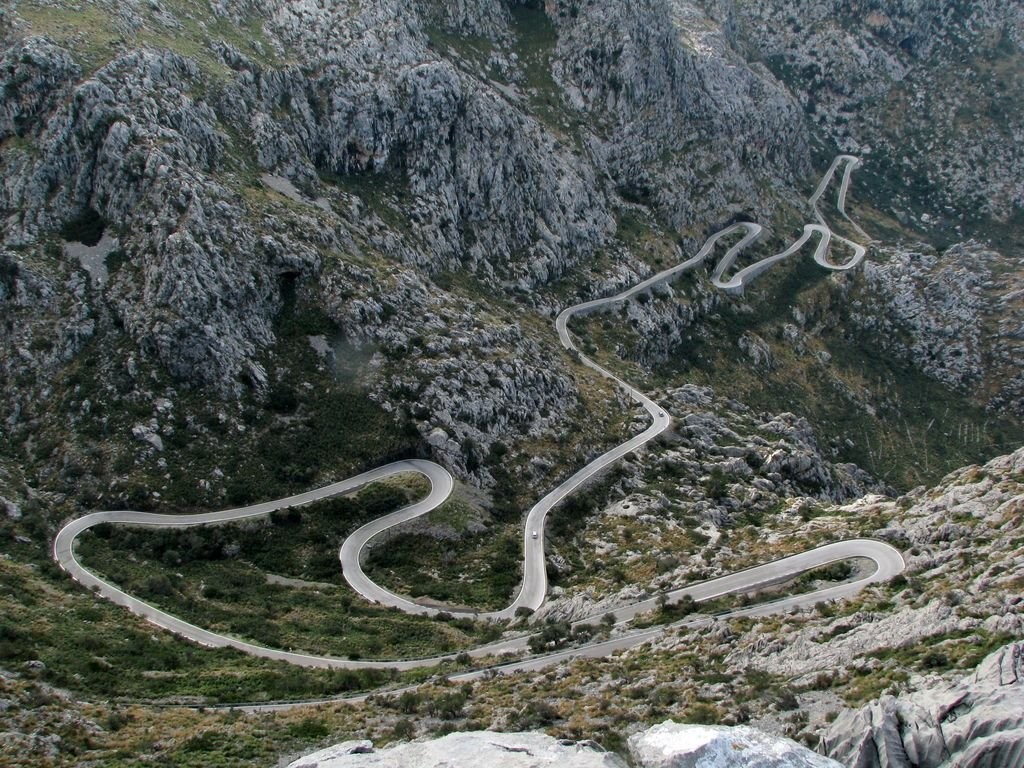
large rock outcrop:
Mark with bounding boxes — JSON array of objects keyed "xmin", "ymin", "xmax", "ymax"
[
  {"xmin": 552, "ymin": 0, "xmax": 810, "ymax": 231},
  {"xmin": 285, "ymin": 731, "xmax": 625, "ymax": 768},
  {"xmin": 630, "ymin": 721, "xmax": 841, "ymax": 767},
  {"xmin": 821, "ymin": 641, "xmax": 1024, "ymax": 768},
  {"xmin": 285, "ymin": 722, "xmax": 841, "ymax": 768}
]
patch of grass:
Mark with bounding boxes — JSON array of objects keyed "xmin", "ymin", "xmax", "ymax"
[
  {"xmin": 89, "ymin": 477, "xmax": 427, "ymax": 585},
  {"xmin": 864, "ymin": 629, "xmax": 1018, "ymax": 676},
  {"xmin": 0, "ymin": 557, "xmax": 415, "ymax": 704},
  {"xmin": 75, "ymin": 479, "xmax": 502, "ymax": 661},
  {"xmin": 424, "ymin": 24, "xmax": 496, "ymax": 73}
]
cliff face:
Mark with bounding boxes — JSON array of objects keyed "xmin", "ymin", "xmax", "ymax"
[{"xmin": 0, "ymin": 0, "xmax": 809, "ymax": 401}]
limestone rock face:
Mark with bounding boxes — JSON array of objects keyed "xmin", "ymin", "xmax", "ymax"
[
  {"xmin": 552, "ymin": 0, "xmax": 810, "ymax": 231},
  {"xmin": 0, "ymin": 43, "xmax": 306, "ymax": 395},
  {"xmin": 629, "ymin": 721, "xmax": 841, "ymax": 768},
  {"xmin": 285, "ymin": 731, "xmax": 625, "ymax": 768},
  {"xmin": 286, "ymin": 723, "xmax": 845, "ymax": 768},
  {"xmin": 821, "ymin": 642, "xmax": 1024, "ymax": 768}
]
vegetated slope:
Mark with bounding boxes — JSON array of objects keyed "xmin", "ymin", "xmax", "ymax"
[
  {"xmin": 2, "ymin": 441, "xmax": 1021, "ymax": 767},
  {"xmin": 572, "ymin": 241, "xmax": 1023, "ymax": 490}
]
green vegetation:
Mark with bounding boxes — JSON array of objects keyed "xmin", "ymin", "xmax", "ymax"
[
  {"xmin": 365, "ymin": 501, "xmax": 522, "ymax": 610},
  {"xmin": 74, "ymin": 480, "xmax": 503, "ymax": 660},
  {"xmin": 801, "ymin": 603, "xmax": 1009, "ymax": 709},
  {"xmin": 0, "ymin": 556, "xmax": 413, "ymax": 704},
  {"xmin": 863, "ymin": 628, "xmax": 1018, "ymax": 680},
  {"xmin": 15, "ymin": 284, "xmax": 423, "ymax": 515},
  {"xmin": 91, "ymin": 479, "xmax": 426, "ymax": 586},
  {"xmin": 424, "ymin": 24, "xmax": 496, "ymax": 74},
  {"xmin": 629, "ymin": 560, "xmax": 859, "ymax": 629}
]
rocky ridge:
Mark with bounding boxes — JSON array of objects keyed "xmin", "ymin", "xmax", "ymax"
[{"xmin": 551, "ymin": 0, "xmax": 811, "ymax": 230}]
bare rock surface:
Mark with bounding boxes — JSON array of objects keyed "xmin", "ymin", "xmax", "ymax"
[
  {"xmin": 285, "ymin": 722, "xmax": 844, "ymax": 768},
  {"xmin": 821, "ymin": 642, "xmax": 1024, "ymax": 768},
  {"xmin": 285, "ymin": 731, "xmax": 625, "ymax": 768},
  {"xmin": 629, "ymin": 721, "xmax": 841, "ymax": 767}
]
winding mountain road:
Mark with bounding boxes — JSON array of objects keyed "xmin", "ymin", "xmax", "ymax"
[{"xmin": 53, "ymin": 155, "xmax": 902, "ymax": 686}]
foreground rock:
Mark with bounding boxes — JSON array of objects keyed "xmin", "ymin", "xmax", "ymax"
[
  {"xmin": 629, "ymin": 721, "xmax": 841, "ymax": 767},
  {"xmin": 286, "ymin": 722, "xmax": 840, "ymax": 768},
  {"xmin": 285, "ymin": 731, "xmax": 624, "ymax": 768},
  {"xmin": 821, "ymin": 641, "xmax": 1024, "ymax": 768}
]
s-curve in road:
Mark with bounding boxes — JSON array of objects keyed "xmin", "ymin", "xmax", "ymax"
[
  {"xmin": 53, "ymin": 155, "xmax": 890, "ymax": 686},
  {"xmin": 53, "ymin": 459, "xmax": 458, "ymax": 670}
]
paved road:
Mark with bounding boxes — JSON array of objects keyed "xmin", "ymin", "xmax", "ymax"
[
  {"xmin": 52, "ymin": 155, "xmax": 892, "ymax": 691},
  {"xmin": 53, "ymin": 460, "xmax": 458, "ymax": 670},
  {"xmin": 228, "ymin": 538, "xmax": 903, "ymax": 711},
  {"xmin": 810, "ymin": 154, "xmax": 871, "ymax": 254}
]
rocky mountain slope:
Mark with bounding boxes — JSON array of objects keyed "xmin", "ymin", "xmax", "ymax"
[
  {"xmin": 0, "ymin": 0, "xmax": 807, "ymax": 400},
  {"xmin": 2, "ymin": 0, "xmax": 1021, "ymax": 504},
  {"xmin": 728, "ymin": 0, "xmax": 1024, "ymax": 245}
]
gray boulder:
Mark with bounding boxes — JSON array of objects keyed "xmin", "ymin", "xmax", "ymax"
[
  {"xmin": 285, "ymin": 731, "xmax": 624, "ymax": 768},
  {"xmin": 628, "ymin": 721, "xmax": 841, "ymax": 768}
]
